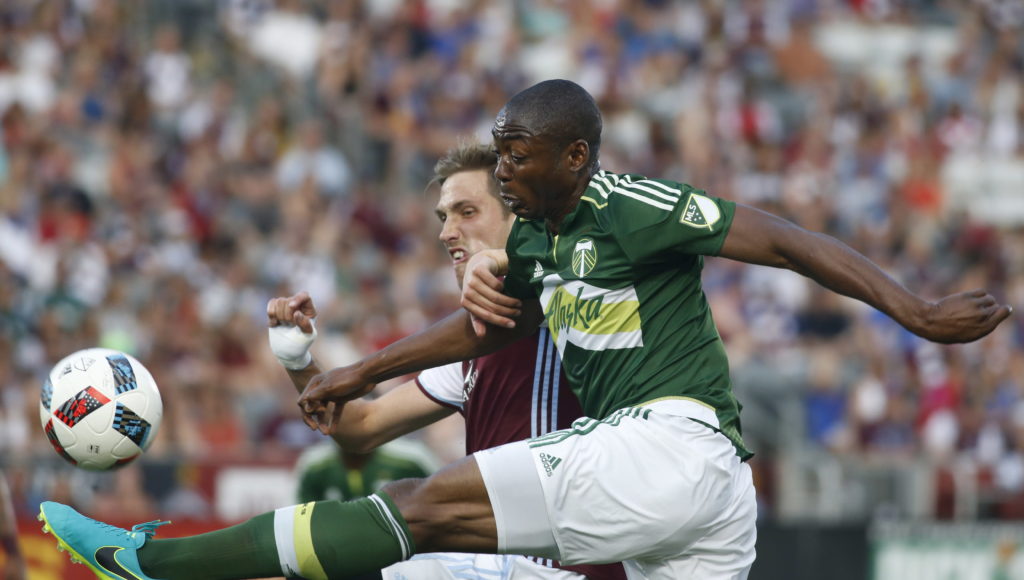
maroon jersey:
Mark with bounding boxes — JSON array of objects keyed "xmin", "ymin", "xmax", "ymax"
[{"xmin": 416, "ymin": 327, "xmax": 626, "ymax": 580}]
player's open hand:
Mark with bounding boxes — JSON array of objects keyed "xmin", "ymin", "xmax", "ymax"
[
  {"xmin": 914, "ymin": 289, "xmax": 1013, "ymax": 344},
  {"xmin": 267, "ymin": 291, "xmax": 317, "ymax": 333},
  {"xmin": 297, "ymin": 366, "xmax": 375, "ymax": 434},
  {"xmin": 461, "ymin": 250, "xmax": 521, "ymax": 336}
]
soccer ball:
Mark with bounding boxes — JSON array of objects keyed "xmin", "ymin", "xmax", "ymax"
[{"xmin": 39, "ymin": 348, "xmax": 162, "ymax": 471}]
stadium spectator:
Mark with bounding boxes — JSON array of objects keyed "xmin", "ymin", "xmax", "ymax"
[
  {"xmin": 275, "ymin": 118, "xmax": 353, "ymax": 199},
  {"xmin": 0, "ymin": 471, "xmax": 25, "ymax": 580}
]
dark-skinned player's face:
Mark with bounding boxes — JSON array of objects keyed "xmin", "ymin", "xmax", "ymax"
[{"xmin": 490, "ymin": 109, "xmax": 579, "ymax": 222}]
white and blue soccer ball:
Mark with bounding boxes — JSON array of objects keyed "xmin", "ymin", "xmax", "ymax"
[{"xmin": 39, "ymin": 348, "xmax": 162, "ymax": 471}]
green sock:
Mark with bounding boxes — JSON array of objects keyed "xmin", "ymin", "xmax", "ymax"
[
  {"xmin": 308, "ymin": 493, "xmax": 415, "ymax": 577},
  {"xmin": 137, "ymin": 494, "xmax": 415, "ymax": 579},
  {"xmin": 138, "ymin": 512, "xmax": 280, "ymax": 579}
]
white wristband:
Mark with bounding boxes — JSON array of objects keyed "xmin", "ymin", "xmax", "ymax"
[{"xmin": 268, "ymin": 322, "xmax": 317, "ymax": 370}]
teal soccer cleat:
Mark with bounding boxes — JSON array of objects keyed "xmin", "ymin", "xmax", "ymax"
[{"xmin": 38, "ymin": 501, "xmax": 169, "ymax": 580}]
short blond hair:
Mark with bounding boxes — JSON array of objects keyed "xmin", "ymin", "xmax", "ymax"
[{"xmin": 431, "ymin": 142, "xmax": 506, "ymax": 213}]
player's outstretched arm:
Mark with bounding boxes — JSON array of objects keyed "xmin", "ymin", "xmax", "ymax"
[
  {"xmin": 267, "ymin": 293, "xmax": 454, "ymax": 449},
  {"xmin": 718, "ymin": 203, "xmax": 1012, "ymax": 344},
  {"xmin": 299, "ymin": 305, "xmax": 541, "ymax": 433},
  {"xmin": 328, "ymin": 382, "xmax": 454, "ymax": 453}
]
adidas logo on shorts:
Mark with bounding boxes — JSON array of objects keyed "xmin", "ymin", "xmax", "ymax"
[{"xmin": 539, "ymin": 453, "xmax": 562, "ymax": 477}]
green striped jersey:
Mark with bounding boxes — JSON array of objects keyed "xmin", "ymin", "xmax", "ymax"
[{"xmin": 504, "ymin": 170, "xmax": 750, "ymax": 459}]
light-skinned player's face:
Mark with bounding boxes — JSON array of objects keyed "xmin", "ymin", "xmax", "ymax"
[{"xmin": 436, "ymin": 169, "xmax": 514, "ymax": 288}]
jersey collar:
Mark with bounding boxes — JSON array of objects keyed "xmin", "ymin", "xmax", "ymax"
[{"xmin": 559, "ymin": 169, "xmax": 609, "ymax": 231}]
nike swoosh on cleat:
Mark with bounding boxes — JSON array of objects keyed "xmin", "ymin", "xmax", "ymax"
[{"xmin": 95, "ymin": 546, "xmax": 143, "ymax": 580}]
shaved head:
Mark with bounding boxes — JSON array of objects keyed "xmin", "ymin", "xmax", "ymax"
[{"xmin": 497, "ymin": 79, "xmax": 602, "ymax": 171}]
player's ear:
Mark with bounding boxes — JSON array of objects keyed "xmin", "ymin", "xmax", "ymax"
[{"xmin": 567, "ymin": 139, "xmax": 590, "ymax": 173}]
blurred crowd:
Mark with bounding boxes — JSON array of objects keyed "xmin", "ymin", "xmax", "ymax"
[{"xmin": 0, "ymin": 0, "xmax": 1022, "ymax": 522}]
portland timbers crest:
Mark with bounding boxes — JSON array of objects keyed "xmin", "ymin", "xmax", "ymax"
[{"xmin": 572, "ymin": 238, "xmax": 598, "ymax": 278}]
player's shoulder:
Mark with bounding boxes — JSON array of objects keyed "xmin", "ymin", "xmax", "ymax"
[
  {"xmin": 586, "ymin": 171, "xmax": 696, "ymax": 234},
  {"xmin": 588, "ymin": 171, "xmax": 692, "ymax": 214}
]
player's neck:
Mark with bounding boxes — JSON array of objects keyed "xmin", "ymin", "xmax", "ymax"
[{"xmin": 545, "ymin": 180, "xmax": 589, "ymax": 235}]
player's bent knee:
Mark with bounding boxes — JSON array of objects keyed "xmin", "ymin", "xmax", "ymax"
[
  {"xmin": 380, "ymin": 457, "xmax": 497, "ymax": 553},
  {"xmin": 378, "ymin": 477, "xmax": 423, "ymax": 505}
]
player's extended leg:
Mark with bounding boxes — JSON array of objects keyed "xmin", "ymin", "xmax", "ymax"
[{"xmin": 39, "ymin": 455, "xmax": 500, "ymax": 579}]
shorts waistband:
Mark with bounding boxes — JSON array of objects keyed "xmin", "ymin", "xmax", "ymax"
[{"xmin": 637, "ymin": 397, "xmax": 720, "ymax": 429}]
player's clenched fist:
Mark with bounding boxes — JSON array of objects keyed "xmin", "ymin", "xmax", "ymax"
[
  {"xmin": 267, "ymin": 291, "xmax": 317, "ymax": 331},
  {"xmin": 297, "ymin": 366, "xmax": 375, "ymax": 434},
  {"xmin": 267, "ymin": 291, "xmax": 318, "ymax": 370},
  {"xmin": 912, "ymin": 289, "xmax": 1012, "ymax": 344},
  {"xmin": 460, "ymin": 249, "xmax": 521, "ymax": 336}
]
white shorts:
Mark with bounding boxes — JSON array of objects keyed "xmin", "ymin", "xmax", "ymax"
[
  {"xmin": 475, "ymin": 400, "xmax": 757, "ymax": 580},
  {"xmin": 382, "ymin": 553, "xmax": 585, "ymax": 579}
]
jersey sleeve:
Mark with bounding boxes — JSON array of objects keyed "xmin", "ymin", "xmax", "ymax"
[
  {"xmin": 610, "ymin": 180, "xmax": 736, "ymax": 263},
  {"xmin": 502, "ymin": 221, "xmax": 538, "ymax": 300},
  {"xmin": 414, "ymin": 362, "xmax": 464, "ymax": 411}
]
